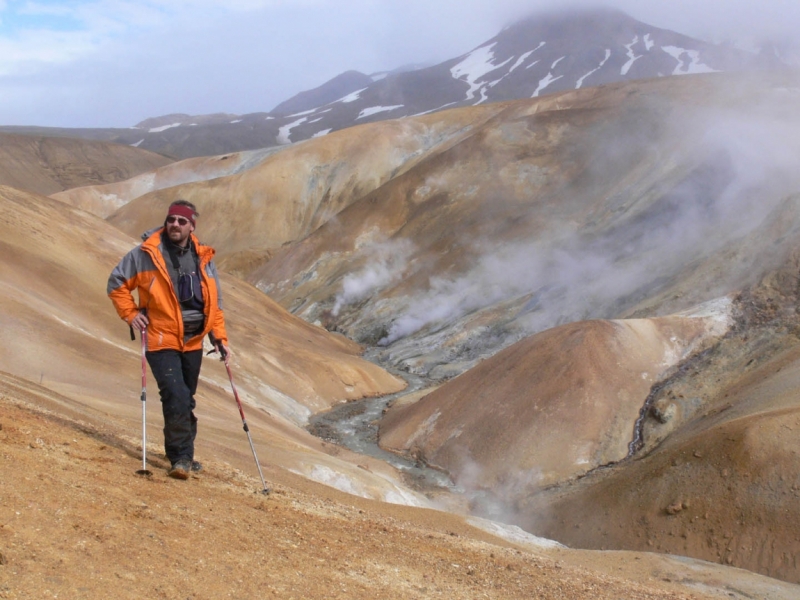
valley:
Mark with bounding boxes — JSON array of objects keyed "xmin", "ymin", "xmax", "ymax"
[{"xmin": 3, "ymin": 7, "xmax": 800, "ymax": 596}]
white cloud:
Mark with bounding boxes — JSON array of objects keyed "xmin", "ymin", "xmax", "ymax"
[{"xmin": 0, "ymin": 0, "xmax": 289, "ymax": 76}]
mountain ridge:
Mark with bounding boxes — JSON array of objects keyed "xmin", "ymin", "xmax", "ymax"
[{"xmin": 0, "ymin": 8, "xmax": 785, "ymax": 159}]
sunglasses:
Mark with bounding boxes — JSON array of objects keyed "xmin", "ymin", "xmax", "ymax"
[{"xmin": 166, "ymin": 216, "xmax": 190, "ymax": 226}]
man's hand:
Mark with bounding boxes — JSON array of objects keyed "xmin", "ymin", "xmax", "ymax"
[
  {"xmin": 217, "ymin": 343, "xmax": 231, "ymax": 361},
  {"xmin": 130, "ymin": 311, "xmax": 149, "ymax": 332}
]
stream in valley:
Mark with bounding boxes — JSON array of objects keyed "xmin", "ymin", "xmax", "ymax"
[{"xmin": 307, "ymin": 364, "xmax": 460, "ymax": 494}]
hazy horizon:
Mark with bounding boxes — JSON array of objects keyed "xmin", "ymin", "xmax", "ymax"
[{"xmin": 0, "ymin": 0, "xmax": 797, "ymax": 129}]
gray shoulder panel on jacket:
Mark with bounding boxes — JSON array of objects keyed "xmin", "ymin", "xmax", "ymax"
[{"xmin": 107, "ymin": 245, "xmax": 157, "ymax": 294}]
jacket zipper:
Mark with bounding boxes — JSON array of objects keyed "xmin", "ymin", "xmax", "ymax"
[{"xmin": 143, "ymin": 237, "xmax": 185, "ymax": 350}]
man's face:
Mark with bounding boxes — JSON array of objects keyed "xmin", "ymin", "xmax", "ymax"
[{"xmin": 166, "ymin": 215, "xmax": 194, "ymax": 246}]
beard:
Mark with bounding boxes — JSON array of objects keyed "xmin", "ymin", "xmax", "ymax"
[{"xmin": 168, "ymin": 227, "xmax": 189, "ymax": 245}]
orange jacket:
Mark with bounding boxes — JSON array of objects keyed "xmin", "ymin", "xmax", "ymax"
[{"xmin": 108, "ymin": 228, "xmax": 228, "ymax": 352}]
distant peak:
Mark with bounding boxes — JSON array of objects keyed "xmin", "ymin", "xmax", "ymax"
[{"xmin": 503, "ymin": 5, "xmax": 638, "ymax": 32}]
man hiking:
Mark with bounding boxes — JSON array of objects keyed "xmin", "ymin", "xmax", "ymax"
[{"xmin": 108, "ymin": 200, "xmax": 230, "ymax": 480}]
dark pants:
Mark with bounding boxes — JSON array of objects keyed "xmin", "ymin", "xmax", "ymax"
[{"xmin": 145, "ymin": 349, "xmax": 203, "ymax": 465}]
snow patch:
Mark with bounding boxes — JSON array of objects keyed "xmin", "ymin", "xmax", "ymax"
[
  {"xmin": 476, "ymin": 84, "xmax": 493, "ymax": 104},
  {"xmin": 312, "ymin": 129, "xmax": 332, "ymax": 138},
  {"xmin": 621, "ymin": 35, "xmax": 642, "ymax": 75},
  {"xmin": 377, "ymin": 473, "xmax": 429, "ymax": 507},
  {"xmin": 532, "ymin": 72, "xmax": 563, "ymax": 97},
  {"xmin": 550, "ymin": 56, "xmax": 566, "ymax": 69},
  {"xmin": 662, "ymin": 46, "xmax": 720, "ymax": 74},
  {"xmin": 335, "ymin": 88, "xmax": 368, "ymax": 104},
  {"xmin": 130, "ymin": 139, "xmax": 144, "ymax": 147},
  {"xmin": 644, "ymin": 33, "xmax": 655, "ymax": 51},
  {"xmin": 229, "ymin": 119, "xmax": 242, "ymax": 123},
  {"xmin": 287, "ymin": 108, "xmax": 318, "ymax": 117},
  {"xmin": 451, "ymin": 43, "xmax": 514, "ymax": 102},
  {"xmin": 384, "ymin": 490, "xmax": 425, "ymax": 506},
  {"xmin": 277, "ymin": 117, "xmax": 307, "ymax": 144},
  {"xmin": 508, "ymin": 50, "xmax": 535, "ymax": 73},
  {"xmin": 356, "ymin": 105, "xmax": 404, "ymax": 120},
  {"xmin": 148, "ymin": 122, "xmax": 181, "ymax": 133},
  {"xmin": 50, "ymin": 314, "xmax": 137, "ymax": 356},
  {"xmin": 411, "ymin": 102, "xmax": 457, "ymax": 117},
  {"xmin": 576, "ymin": 49, "xmax": 611, "ymax": 89},
  {"xmin": 405, "ymin": 410, "xmax": 441, "ymax": 448},
  {"xmin": 526, "ymin": 41, "xmax": 546, "ymax": 58},
  {"xmin": 256, "ymin": 382, "xmax": 311, "ymax": 426},
  {"xmin": 99, "ymin": 192, "xmax": 126, "ymax": 210}
]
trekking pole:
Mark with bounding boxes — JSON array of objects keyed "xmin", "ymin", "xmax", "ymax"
[
  {"xmin": 135, "ymin": 326, "xmax": 152, "ymax": 477},
  {"xmin": 215, "ymin": 342, "xmax": 270, "ymax": 495}
]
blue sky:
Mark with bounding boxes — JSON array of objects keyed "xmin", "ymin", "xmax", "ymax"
[{"xmin": 0, "ymin": 0, "xmax": 797, "ymax": 128}]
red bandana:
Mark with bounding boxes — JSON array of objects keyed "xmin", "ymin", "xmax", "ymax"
[{"xmin": 166, "ymin": 204, "xmax": 196, "ymax": 227}]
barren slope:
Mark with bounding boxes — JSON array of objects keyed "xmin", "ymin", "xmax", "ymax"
[
  {"xmin": 0, "ymin": 133, "xmax": 172, "ymax": 195},
  {"xmin": 104, "ymin": 113, "xmax": 507, "ymax": 275},
  {"xmin": 5, "ymin": 378, "xmax": 800, "ymax": 600},
  {"xmin": 514, "ymin": 260, "xmax": 800, "ymax": 584},
  {"xmin": 5, "ymin": 188, "xmax": 795, "ymax": 600},
  {"xmin": 247, "ymin": 71, "xmax": 800, "ymax": 378},
  {"xmin": 51, "ymin": 146, "xmax": 285, "ymax": 218},
  {"xmin": 0, "ymin": 184, "xmax": 414, "ymax": 503},
  {"xmin": 380, "ymin": 304, "xmax": 734, "ymax": 489},
  {"xmin": 63, "ymin": 73, "xmax": 800, "ymax": 384},
  {"xmin": 379, "ymin": 249, "xmax": 800, "ymax": 583}
]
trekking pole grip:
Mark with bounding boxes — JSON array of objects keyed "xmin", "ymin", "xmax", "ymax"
[{"xmin": 208, "ymin": 332, "xmax": 228, "ymax": 361}]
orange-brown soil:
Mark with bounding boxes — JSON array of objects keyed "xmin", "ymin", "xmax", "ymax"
[
  {"xmin": 2, "ymin": 386, "xmax": 767, "ymax": 600},
  {"xmin": 0, "ymin": 134, "xmax": 172, "ymax": 196}
]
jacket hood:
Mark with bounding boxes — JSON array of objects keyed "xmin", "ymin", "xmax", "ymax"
[{"xmin": 141, "ymin": 226, "xmax": 162, "ymax": 242}]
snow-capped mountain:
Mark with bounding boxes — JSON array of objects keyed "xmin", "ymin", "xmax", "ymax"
[
  {"xmin": 268, "ymin": 8, "xmax": 780, "ymax": 142},
  {"xmin": 3, "ymin": 8, "xmax": 782, "ymax": 159}
]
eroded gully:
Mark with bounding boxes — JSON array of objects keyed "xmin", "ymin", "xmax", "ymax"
[{"xmin": 306, "ymin": 360, "xmax": 458, "ymax": 494}]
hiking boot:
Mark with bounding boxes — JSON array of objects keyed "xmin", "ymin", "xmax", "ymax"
[
  {"xmin": 168, "ymin": 460, "xmax": 191, "ymax": 480},
  {"xmin": 190, "ymin": 461, "xmax": 203, "ymax": 473}
]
